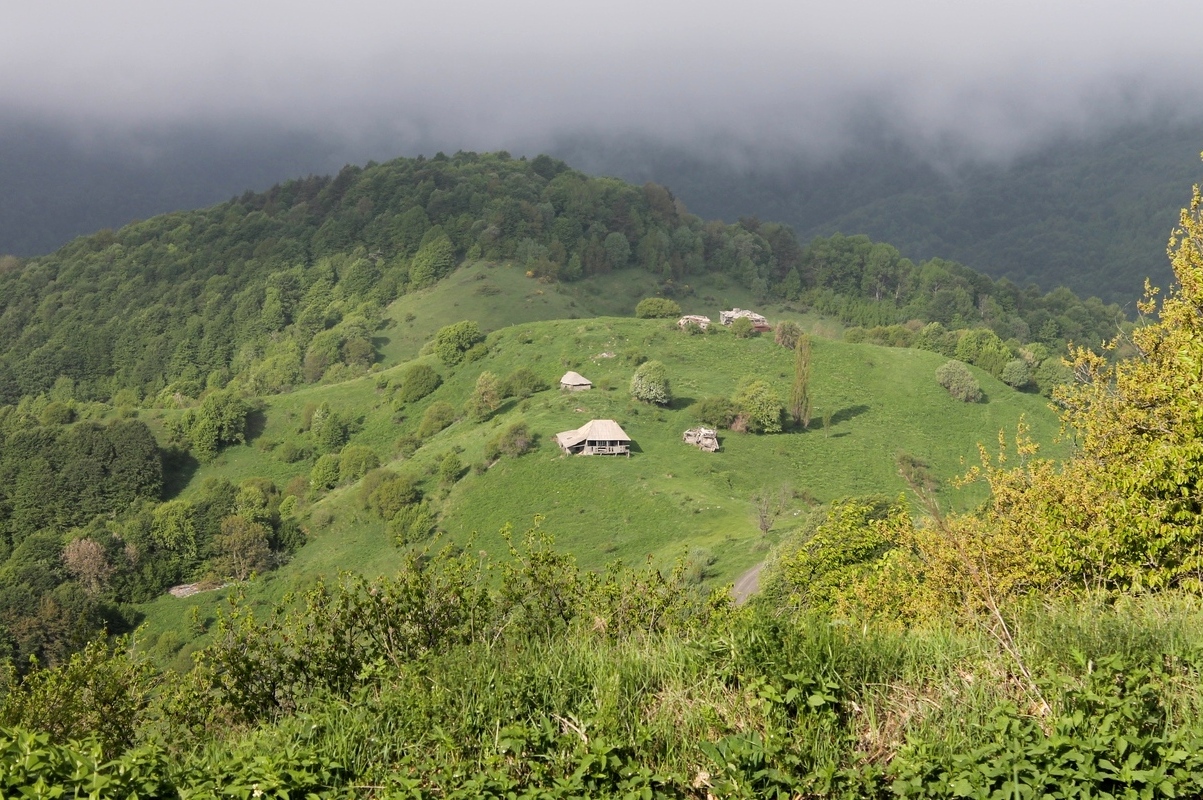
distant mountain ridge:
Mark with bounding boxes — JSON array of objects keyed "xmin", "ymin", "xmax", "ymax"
[
  {"xmin": 3, "ymin": 120, "xmax": 1201, "ymax": 304},
  {"xmin": 552, "ymin": 122, "xmax": 1203, "ymax": 305}
]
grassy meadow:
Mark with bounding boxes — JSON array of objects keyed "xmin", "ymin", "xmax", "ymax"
[
  {"xmin": 376, "ymin": 261, "xmax": 844, "ymax": 363},
  {"xmin": 134, "ymin": 309, "xmax": 1066, "ymax": 667}
]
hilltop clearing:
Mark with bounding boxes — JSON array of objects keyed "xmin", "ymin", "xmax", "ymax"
[{"xmin": 373, "ymin": 261, "xmax": 838, "ymax": 365}]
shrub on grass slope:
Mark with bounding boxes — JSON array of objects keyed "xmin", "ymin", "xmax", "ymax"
[{"xmin": 935, "ymin": 360, "xmax": 982, "ymax": 402}]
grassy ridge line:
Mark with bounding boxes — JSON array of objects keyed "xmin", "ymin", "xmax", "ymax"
[
  {"xmin": 375, "ymin": 260, "xmax": 843, "ymax": 365},
  {"xmin": 134, "ymin": 317, "xmax": 1063, "ymax": 668}
]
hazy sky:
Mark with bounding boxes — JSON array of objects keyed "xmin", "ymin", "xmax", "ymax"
[{"xmin": 4, "ymin": 0, "xmax": 1203, "ymax": 160}]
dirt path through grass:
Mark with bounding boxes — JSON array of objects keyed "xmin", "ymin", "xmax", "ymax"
[{"xmin": 732, "ymin": 562, "xmax": 763, "ymax": 604}]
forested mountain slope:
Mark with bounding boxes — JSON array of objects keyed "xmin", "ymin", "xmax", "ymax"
[
  {"xmin": 0, "ymin": 151, "xmax": 1124, "ymax": 405},
  {"xmin": 556, "ymin": 122, "xmax": 1203, "ymax": 304},
  {"xmin": 5, "ymin": 122, "xmax": 1200, "ymax": 306}
]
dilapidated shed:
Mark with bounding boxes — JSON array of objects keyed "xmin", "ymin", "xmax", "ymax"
[
  {"xmin": 683, "ymin": 427, "xmax": 720, "ymax": 452},
  {"xmin": 560, "ymin": 371, "xmax": 593, "ymax": 391},
  {"xmin": 719, "ymin": 308, "xmax": 769, "ymax": 328},
  {"xmin": 555, "ymin": 419, "xmax": 631, "ymax": 456}
]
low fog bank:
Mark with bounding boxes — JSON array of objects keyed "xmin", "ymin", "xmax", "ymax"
[{"xmin": 0, "ymin": 120, "xmax": 352, "ymax": 257}]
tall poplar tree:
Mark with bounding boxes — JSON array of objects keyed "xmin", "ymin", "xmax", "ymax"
[{"xmin": 791, "ymin": 334, "xmax": 812, "ymax": 428}]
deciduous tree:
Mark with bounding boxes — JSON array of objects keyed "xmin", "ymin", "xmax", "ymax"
[
  {"xmin": 61, "ymin": 539, "xmax": 112, "ymax": 596},
  {"xmin": 432, "ymin": 321, "xmax": 484, "ymax": 366},
  {"xmin": 732, "ymin": 378, "xmax": 783, "ymax": 433},
  {"xmin": 214, "ymin": 516, "xmax": 272, "ymax": 582},
  {"xmin": 465, "ymin": 371, "xmax": 502, "ymax": 421},
  {"xmin": 634, "ymin": 297, "xmax": 681, "ymax": 319},
  {"xmin": 630, "ymin": 360, "xmax": 671, "ymax": 405}
]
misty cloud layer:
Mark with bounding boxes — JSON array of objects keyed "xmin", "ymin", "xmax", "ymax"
[{"xmin": 6, "ymin": 0, "xmax": 1203, "ymax": 162}]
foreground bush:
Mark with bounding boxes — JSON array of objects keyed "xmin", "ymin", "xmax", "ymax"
[{"xmin": 16, "ymin": 570, "xmax": 1203, "ymax": 798}]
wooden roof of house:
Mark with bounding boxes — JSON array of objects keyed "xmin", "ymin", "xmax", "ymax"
[
  {"xmin": 555, "ymin": 419, "xmax": 631, "ymax": 448},
  {"xmin": 560, "ymin": 371, "xmax": 592, "ymax": 386}
]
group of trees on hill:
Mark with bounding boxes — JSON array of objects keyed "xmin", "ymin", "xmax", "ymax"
[
  {"xmin": 0, "ymin": 151, "xmax": 1124, "ymax": 412},
  {"xmin": 0, "ymin": 398, "xmax": 304, "ymax": 668}
]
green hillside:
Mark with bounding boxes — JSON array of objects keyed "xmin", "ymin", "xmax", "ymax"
[
  {"xmin": 131, "ymin": 316, "xmax": 1065, "ymax": 666},
  {"xmin": 14, "ymin": 149, "xmax": 1203, "ymax": 799},
  {"xmin": 0, "ymin": 149, "xmax": 1118, "ymax": 676}
]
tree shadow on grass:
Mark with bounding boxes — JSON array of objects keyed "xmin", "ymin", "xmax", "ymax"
[
  {"xmin": 668, "ymin": 395, "xmax": 697, "ymax": 411},
  {"xmin": 244, "ymin": 408, "xmax": 268, "ymax": 442},
  {"xmin": 493, "ymin": 397, "xmax": 524, "ymax": 417},
  {"xmin": 161, "ymin": 446, "xmax": 200, "ymax": 500},
  {"xmin": 110, "ymin": 605, "xmax": 144, "ymax": 635},
  {"xmin": 372, "ymin": 336, "xmax": 391, "ymax": 359},
  {"xmin": 830, "ymin": 404, "xmax": 871, "ymax": 426}
]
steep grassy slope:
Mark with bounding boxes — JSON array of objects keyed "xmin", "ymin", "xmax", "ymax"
[{"xmin": 135, "ymin": 317, "xmax": 1065, "ymax": 666}]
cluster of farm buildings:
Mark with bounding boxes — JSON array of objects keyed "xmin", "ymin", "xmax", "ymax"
[{"xmin": 553, "ymin": 307, "xmax": 765, "ymax": 457}]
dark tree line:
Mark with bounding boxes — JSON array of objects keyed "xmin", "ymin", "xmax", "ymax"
[
  {"xmin": 0, "ymin": 412, "xmax": 300, "ymax": 670},
  {"xmin": 0, "ymin": 418, "xmax": 161, "ymax": 548}
]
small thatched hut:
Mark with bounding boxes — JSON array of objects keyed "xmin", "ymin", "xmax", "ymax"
[{"xmin": 560, "ymin": 371, "xmax": 593, "ymax": 391}]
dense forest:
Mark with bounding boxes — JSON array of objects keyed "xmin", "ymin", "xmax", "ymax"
[
  {"xmin": 0, "ymin": 401, "xmax": 305, "ymax": 668},
  {"xmin": 5, "ymin": 120, "xmax": 1202, "ymax": 307},
  {"xmin": 0, "ymin": 151, "xmax": 1123, "ymax": 406}
]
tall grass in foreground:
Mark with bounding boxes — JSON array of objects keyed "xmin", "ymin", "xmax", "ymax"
[
  {"xmin": 188, "ymin": 592, "xmax": 1203, "ymax": 794},
  {"xmin": 11, "ymin": 544, "xmax": 1203, "ymax": 797}
]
